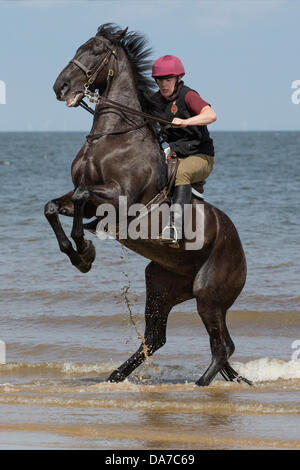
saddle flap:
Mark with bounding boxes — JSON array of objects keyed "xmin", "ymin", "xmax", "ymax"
[{"xmin": 167, "ymin": 156, "xmax": 179, "ymax": 189}]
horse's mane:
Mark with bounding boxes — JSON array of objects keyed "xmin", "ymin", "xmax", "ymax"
[{"xmin": 96, "ymin": 23, "xmax": 157, "ymax": 117}]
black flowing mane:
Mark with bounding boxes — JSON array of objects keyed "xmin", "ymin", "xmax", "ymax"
[{"xmin": 96, "ymin": 23, "xmax": 157, "ymax": 116}]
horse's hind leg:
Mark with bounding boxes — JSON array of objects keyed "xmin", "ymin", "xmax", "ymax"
[
  {"xmin": 108, "ymin": 261, "xmax": 193, "ymax": 383},
  {"xmin": 44, "ymin": 191, "xmax": 92, "ymax": 273},
  {"xmin": 195, "ymin": 298, "xmax": 252, "ymax": 386},
  {"xmin": 195, "ymin": 300, "xmax": 235, "ymax": 386},
  {"xmin": 220, "ymin": 362, "xmax": 252, "ymax": 386}
]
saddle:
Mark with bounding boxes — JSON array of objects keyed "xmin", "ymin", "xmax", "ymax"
[{"xmin": 146, "ymin": 155, "xmax": 205, "ymax": 211}]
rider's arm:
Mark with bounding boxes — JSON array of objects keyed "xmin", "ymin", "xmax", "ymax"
[
  {"xmin": 172, "ymin": 106, "xmax": 217, "ymax": 127},
  {"xmin": 171, "ymin": 90, "xmax": 217, "ymax": 127}
]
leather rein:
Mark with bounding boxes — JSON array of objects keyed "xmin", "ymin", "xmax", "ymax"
[{"xmin": 69, "ymin": 41, "xmax": 173, "ymax": 140}]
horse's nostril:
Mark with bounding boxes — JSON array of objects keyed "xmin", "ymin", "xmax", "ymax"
[
  {"xmin": 60, "ymin": 82, "xmax": 69, "ymax": 95},
  {"xmin": 54, "ymin": 81, "xmax": 70, "ymax": 100}
]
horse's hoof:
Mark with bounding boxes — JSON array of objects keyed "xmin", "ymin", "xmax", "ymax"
[
  {"xmin": 107, "ymin": 370, "xmax": 126, "ymax": 383},
  {"xmin": 80, "ymin": 240, "xmax": 96, "ymax": 265},
  {"xmin": 195, "ymin": 376, "xmax": 210, "ymax": 387},
  {"xmin": 73, "ymin": 261, "xmax": 92, "ymax": 273}
]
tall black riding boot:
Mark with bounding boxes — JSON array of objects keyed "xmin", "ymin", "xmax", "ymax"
[{"xmin": 159, "ymin": 184, "xmax": 192, "ymax": 248}]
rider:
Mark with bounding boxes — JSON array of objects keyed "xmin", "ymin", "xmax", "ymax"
[{"xmin": 152, "ymin": 55, "xmax": 216, "ymax": 247}]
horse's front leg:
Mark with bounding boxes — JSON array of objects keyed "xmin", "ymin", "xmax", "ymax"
[
  {"xmin": 44, "ymin": 190, "xmax": 92, "ymax": 273},
  {"xmin": 70, "ymin": 183, "xmax": 123, "ymax": 269}
]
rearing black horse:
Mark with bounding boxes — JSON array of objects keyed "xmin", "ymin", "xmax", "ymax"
[{"xmin": 45, "ymin": 23, "xmax": 251, "ymax": 386}]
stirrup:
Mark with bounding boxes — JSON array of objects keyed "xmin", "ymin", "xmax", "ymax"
[{"xmin": 158, "ymin": 225, "xmax": 178, "ymax": 245}]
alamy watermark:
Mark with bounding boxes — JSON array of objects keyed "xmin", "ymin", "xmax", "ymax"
[
  {"xmin": 291, "ymin": 340, "xmax": 300, "ymax": 360},
  {"xmin": 94, "ymin": 196, "xmax": 205, "ymax": 250},
  {"xmin": 291, "ymin": 80, "xmax": 300, "ymax": 104},
  {"xmin": 0, "ymin": 80, "xmax": 6, "ymax": 104},
  {"xmin": 0, "ymin": 341, "xmax": 6, "ymax": 364}
]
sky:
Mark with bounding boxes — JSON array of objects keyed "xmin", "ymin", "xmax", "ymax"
[{"xmin": 0, "ymin": 0, "xmax": 299, "ymax": 131}]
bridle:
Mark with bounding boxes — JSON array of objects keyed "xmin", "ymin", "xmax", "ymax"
[
  {"xmin": 68, "ymin": 38, "xmax": 173, "ymax": 140},
  {"xmin": 69, "ymin": 43, "xmax": 117, "ymax": 99}
]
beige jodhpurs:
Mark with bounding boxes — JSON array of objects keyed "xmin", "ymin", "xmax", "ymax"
[{"xmin": 175, "ymin": 153, "xmax": 214, "ymax": 186}]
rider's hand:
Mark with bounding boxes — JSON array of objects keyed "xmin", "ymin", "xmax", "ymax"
[{"xmin": 171, "ymin": 118, "xmax": 187, "ymax": 128}]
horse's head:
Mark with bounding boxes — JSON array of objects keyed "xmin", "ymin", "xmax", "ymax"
[
  {"xmin": 53, "ymin": 32, "xmax": 123, "ymax": 107},
  {"xmin": 53, "ymin": 23, "xmax": 156, "ymax": 121}
]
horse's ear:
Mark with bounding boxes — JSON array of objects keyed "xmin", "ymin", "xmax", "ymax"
[{"xmin": 117, "ymin": 27, "xmax": 128, "ymax": 42}]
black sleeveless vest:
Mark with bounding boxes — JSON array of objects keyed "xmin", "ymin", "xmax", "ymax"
[{"xmin": 154, "ymin": 84, "xmax": 214, "ymax": 157}]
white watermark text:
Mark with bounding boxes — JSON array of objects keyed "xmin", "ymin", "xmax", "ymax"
[
  {"xmin": 94, "ymin": 196, "xmax": 205, "ymax": 250},
  {"xmin": 0, "ymin": 341, "xmax": 6, "ymax": 364},
  {"xmin": 0, "ymin": 80, "xmax": 6, "ymax": 104},
  {"xmin": 291, "ymin": 80, "xmax": 300, "ymax": 104},
  {"xmin": 291, "ymin": 339, "xmax": 300, "ymax": 360}
]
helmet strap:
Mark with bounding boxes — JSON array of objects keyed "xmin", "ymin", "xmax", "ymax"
[{"xmin": 173, "ymin": 76, "xmax": 179, "ymax": 95}]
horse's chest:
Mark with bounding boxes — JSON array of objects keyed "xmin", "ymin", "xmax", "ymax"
[{"xmin": 72, "ymin": 152, "xmax": 102, "ymax": 187}]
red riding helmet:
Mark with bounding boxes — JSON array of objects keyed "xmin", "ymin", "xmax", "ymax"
[{"xmin": 152, "ymin": 55, "xmax": 185, "ymax": 78}]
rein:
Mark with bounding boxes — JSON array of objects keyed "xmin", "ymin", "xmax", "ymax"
[{"xmin": 81, "ymin": 92, "xmax": 173, "ymax": 128}]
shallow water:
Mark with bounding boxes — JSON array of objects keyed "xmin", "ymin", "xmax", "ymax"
[
  {"xmin": 0, "ymin": 131, "xmax": 300, "ymax": 449},
  {"xmin": 1, "ymin": 362, "xmax": 300, "ymax": 449}
]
